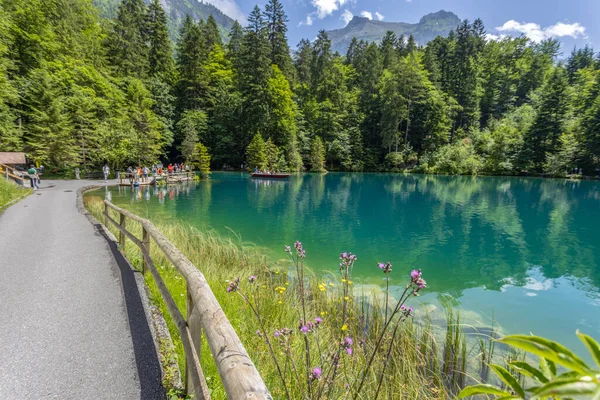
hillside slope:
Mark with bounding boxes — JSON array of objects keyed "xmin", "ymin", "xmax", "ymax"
[
  {"xmin": 327, "ymin": 10, "xmax": 461, "ymax": 53},
  {"xmin": 93, "ymin": 0, "xmax": 235, "ymax": 40}
]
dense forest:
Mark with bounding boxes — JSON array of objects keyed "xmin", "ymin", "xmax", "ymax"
[{"xmin": 0, "ymin": 0, "xmax": 599, "ymax": 176}]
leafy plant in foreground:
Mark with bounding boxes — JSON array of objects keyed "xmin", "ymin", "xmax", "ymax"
[{"xmin": 459, "ymin": 331, "xmax": 600, "ymax": 399}]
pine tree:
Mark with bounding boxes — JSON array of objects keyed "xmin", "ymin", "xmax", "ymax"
[
  {"xmin": 295, "ymin": 39, "xmax": 313, "ymax": 85},
  {"xmin": 192, "ymin": 142, "xmax": 211, "ymax": 178},
  {"xmin": 177, "ymin": 109, "xmax": 208, "ymax": 161},
  {"xmin": 264, "ymin": 137, "xmax": 280, "ymax": 170},
  {"xmin": 107, "ymin": 0, "xmax": 149, "ymax": 78},
  {"xmin": 521, "ymin": 67, "xmax": 569, "ymax": 171},
  {"xmin": 310, "ymin": 136, "xmax": 326, "ymax": 172},
  {"xmin": 24, "ymin": 70, "xmax": 77, "ymax": 168},
  {"xmin": 238, "ymin": 6, "xmax": 272, "ymax": 142},
  {"xmin": 246, "ymin": 133, "xmax": 268, "ymax": 171},
  {"xmin": 176, "ymin": 16, "xmax": 207, "ymax": 111},
  {"xmin": 380, "ymin": 31, "xmax": 397, "ymax": 70},
  {"xmin": 226, "ymin": 21, "xmax": 244, "ymax": 68},
  {"xmin": 146, "ymin": 0, "xmax": 174, "ymax": 81},
  {"xmin": 0, "ymin": 6, "xmax": 19, "ymax": 151},
  {"xmin": 264, "ymin": 0, "xmax": 294, "ymax": 81},
  {"xmin": 203, "ymin": 15, "xmax": 222, "ymax": 51}
]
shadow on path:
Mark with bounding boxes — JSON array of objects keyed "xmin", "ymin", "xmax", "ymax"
[{"xmin": 95, "ymin": 223, "xmax": 165, "ymax": 400}]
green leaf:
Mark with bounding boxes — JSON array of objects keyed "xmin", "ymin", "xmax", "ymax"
[
  {"xmin": 539, "ymin": 357, "xmax": 554, "ymax": 380},
  {"xmin": 490, "ymin": 364, "xmax": 526, "ymax": 398},
  {"xmin": 593, "ymin": 385, "xmax": 600, "ymax": 400},
  {"xmin": 531, "ymin": 377, "xmax": 598, "ymax": 399},
  {"xmin": 499, "ymin": 335, "xmax": 590, "ymax": 374},
  {"xmin": 577, "ymin": 330, "xmax": 600, "ymax": 368},
  {"xmin": 458, "ymin": 384, "xmax": 511, "ymax": 398},
  {"xmin": 496, "ymin": 397, "xmax": 521, "ymax": 400},
  {"xmin": 508, "ymin": 361, "xmax": 548, "ymax": 383}
]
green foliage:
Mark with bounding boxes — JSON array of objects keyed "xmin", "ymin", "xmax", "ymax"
[
  {"xmin": 309, "ymin": 136, "xmax": 326, "ymax": 172},
  {"xmin": 419, "ymin": 138, "xmax": 482, "ymax": 175},
  {"xmin": 245, "ymin": 133, "xmax": 267, "ymax": 171},
  {"xmin": 191, "ymin": 142, "xmax": 211, "ymax": 178},
  {"xmin": 459, "ymin": 331, "xmax": 600, "ymax": 399},
  {"xmin": 177, "ymin": 109, "xmax": 208, "ymax": 162}
]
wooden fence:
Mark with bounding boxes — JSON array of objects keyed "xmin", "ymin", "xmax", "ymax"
[
  {"xmin": 0, "ymin": 162, "xmax": 26, "ymax": 185},
  {"xmin": 102, "ymin": 200, "xmax": 271, "ymax": 400}
]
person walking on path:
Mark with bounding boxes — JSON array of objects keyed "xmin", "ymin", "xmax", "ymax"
[
  {"xmin": 27, "ymin": 165, "xmax": 39, "ymax": 190},
  {"xmin": 103, "ymin": 164, "xmax": 110, "ymax": 182}
]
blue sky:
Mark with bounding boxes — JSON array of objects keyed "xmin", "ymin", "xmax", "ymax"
[{"xmin": 206, "ymin": 0, "xmax": 597, "ymax": 54}]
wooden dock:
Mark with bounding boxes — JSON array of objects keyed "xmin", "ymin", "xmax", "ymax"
[{"xmin": 118, "ymin": 172, "xmax": 194, "ymax": 187}]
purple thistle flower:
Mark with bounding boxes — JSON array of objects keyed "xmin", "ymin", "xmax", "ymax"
[
  {"xmin": 315, "ymin": 317, "xmax": 323, "ymax": 325},
  {"xmin": 300, "ymin": 325, "xmax": 309, "ymax": 334},
  {"xmin": 346, "ymin": 347, "xmax": 353, "ymax": 356},
  {"xmin": 344, "ymin": 337, "xmax": 353, "ymax": 346},
  {"xmin": 248, "ymin": 275, "xmax": 257, "ymax": 283},
  {"xmin": 310, "ymin": 367, "xmax": 322, "ymax": 381},
  {"xmin": 226, "ymin": 277, "xmax": 239, "ymax": 293},
  {"xmin": 256, "ymin": 330, "xmax": 262, "ymax": 337},
  {"xmin": 411, "ymin": 269, "xmax": 421, "ymax": 282},
  {"xmin": 341, "ymin": 252, "xmax": 348, "ymax": 259},
  {"xmin": 285, "ymin": 245, "xmax": 291, "ymax": 253},
  {"xmin": 274, "ymin": 330, "xmax": 281, "ymax": 338}
]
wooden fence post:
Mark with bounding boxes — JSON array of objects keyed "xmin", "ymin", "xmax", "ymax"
[
  {"xmin": 104, "ymin": 202, "xmax": 108, "ymax": 227},
  {"xmin": 119, "ymin": 212, "xmax": 126, "ymax": 249},
  {"xmin": 186, "ymin": 285, "xmax": 204, "ymax": 399},
  {"xmin": 141, "ymin": 226, "xmax": 150, "ymax": 274}
]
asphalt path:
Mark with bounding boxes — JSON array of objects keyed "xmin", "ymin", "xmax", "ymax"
[{"xmin": 0, "ymin": 180, "xmax": 163, "ymax": 399}]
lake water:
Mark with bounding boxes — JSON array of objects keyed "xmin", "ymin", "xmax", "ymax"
[{"xmin": 95, "ymin": 172, "xmax": 600, "ymax": 355}]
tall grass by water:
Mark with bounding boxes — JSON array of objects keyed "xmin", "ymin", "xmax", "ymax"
[{"xmin": 85, "ymin": 195, "xmax": 499, "ymax": 399}]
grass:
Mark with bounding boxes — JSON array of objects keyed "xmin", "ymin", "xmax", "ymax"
[
  {"xmin": 84, "ymin": 195, "xmax": 505, "ymax": 399},
  {"xmin": 0, "ymin": 178, "xmax": 31, "ymax": 213}
]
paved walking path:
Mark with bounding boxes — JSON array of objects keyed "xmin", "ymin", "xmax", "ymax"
[{"xmin": 0, "ymin": 180, "xmax": 164, "ymax": 399}]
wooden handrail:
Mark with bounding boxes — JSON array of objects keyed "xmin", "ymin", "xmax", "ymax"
[
  {"xmin": 102, "ymin": 200, "xmax": 271, "ymax": 400},
  {"xmin": 0, "ymin": 163, "xmax": 26, "ymax": 184}
]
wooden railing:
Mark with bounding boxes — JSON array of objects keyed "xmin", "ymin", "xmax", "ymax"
[
  {"xmin": 102, "ymin": 200, "xmax": 271, "ymax": 400},
  {"xmin": 0, "ymin": 162, "xmax": 26, "ymax": 185}
]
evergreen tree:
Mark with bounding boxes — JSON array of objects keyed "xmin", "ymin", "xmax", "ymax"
[
  {"xmin": 178, "ymin": 109, "xmax": 208, "ymax": 161},
  {"xmin": 264, "ymin": 137, "xmax": 280, "ymax": 170},
  {"xmin": 294, "ymin": 39, "xmax": 313, "ymax": 85},
  {"xmin": 176, "ymin": 16, "xmax": 206, "ymax": 111},
  {"xmin": 0, "ymin": 6, "xmax": 19, "ymax": 151},
  {"xmin": 246, "ymin": 133, "xmax": 267, "ymax": 171},
  {"xmin": 521, "ymin": 67, "xmax": 569, "ymax": 171},
  {"xmin": 227, "ymin": 21, "xmax": 244, "ymax": 68},
  {"xmin": 264, "ymin": 0, "xmax": 293, "ymax": 81},
  {"xmin": 146, "ymin": 0, "xmax": 174, "ymax": 81},
  {"xmin": 23, "ymin": 70, "xmax": 77, "ymax": 167},
  {"xmin": 107, "ymin": 0, "xmax": 148, "ymax": 78},
  {"xmin": 192, "ymin": 142, "xmax": 211, "ymax": 177},
  {"xmin": 310, "ymin": 136, "xmax": 326, "ymax": 172},
  {"xmin": 238, "ymin": 6, "xmax": 271, "ymax": 143},
  {"xmin": 203, "ymin": 15, "xmax": 222, "ymax": 51}
]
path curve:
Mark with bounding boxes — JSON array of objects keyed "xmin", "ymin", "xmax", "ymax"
[{"xmin": 0, "ymin": 180, "xmax": 164, "ymax": 399}]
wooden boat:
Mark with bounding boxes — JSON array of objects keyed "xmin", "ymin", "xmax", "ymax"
[{"xmin": 251, "ymin": 173, "xmax": 290, "ymax": 179}]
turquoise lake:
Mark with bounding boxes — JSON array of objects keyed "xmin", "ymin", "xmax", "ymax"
[{"xmin": 97, "ymin": 172, "xmax": 600, "ymax": 354}]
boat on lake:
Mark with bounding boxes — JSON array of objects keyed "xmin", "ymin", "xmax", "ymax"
[{"xmin": 251, "ymin": 173, "xmax": 290, "ymax": 179}]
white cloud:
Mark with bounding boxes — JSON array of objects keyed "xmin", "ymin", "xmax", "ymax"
[
  {"xmin": 360, "ymin": 11, "xmax": 372, "ymax": 20},
  {"xmin": 199, "ymin": 0, "xmax": 246, "ymax": 24},
  {"xmin": 495, "ymin": 20, "xmax": 587, "ymax": 43},
  {"xmin": 341, "ymin": 9, "xmax": 353, "ymax": 25},
  {"xmin": 375, "ymin": 11, "xmax": 384, "ymax": 21},
  {"xmin": 299, "ymin": 15, "xmax": 314, "ymax": 26},
  {"xmin": 310, "ymin": 0, "xmax": 348, "ymax": 19},
  {"xmin": 485, "ymin": 33, "xmax": 506, "ymax": 42}
]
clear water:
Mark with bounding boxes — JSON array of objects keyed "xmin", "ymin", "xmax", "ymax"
[{"xmin": 95, "ymin": 172, "xmax": 600, "ymax": 355}]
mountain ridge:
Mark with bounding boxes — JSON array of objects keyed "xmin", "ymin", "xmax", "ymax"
[
  {"xmin": 93, "ymin": 0, "xmax": 236, "ymax": 40},
  {"xmin": 327, "ymin": 10, "xmax": 461, "ymax": 53}
]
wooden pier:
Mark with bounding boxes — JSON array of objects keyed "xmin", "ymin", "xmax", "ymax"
[{"xmin": 118, "ymin": 172, "xmax": 194, "ymax": 187}]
